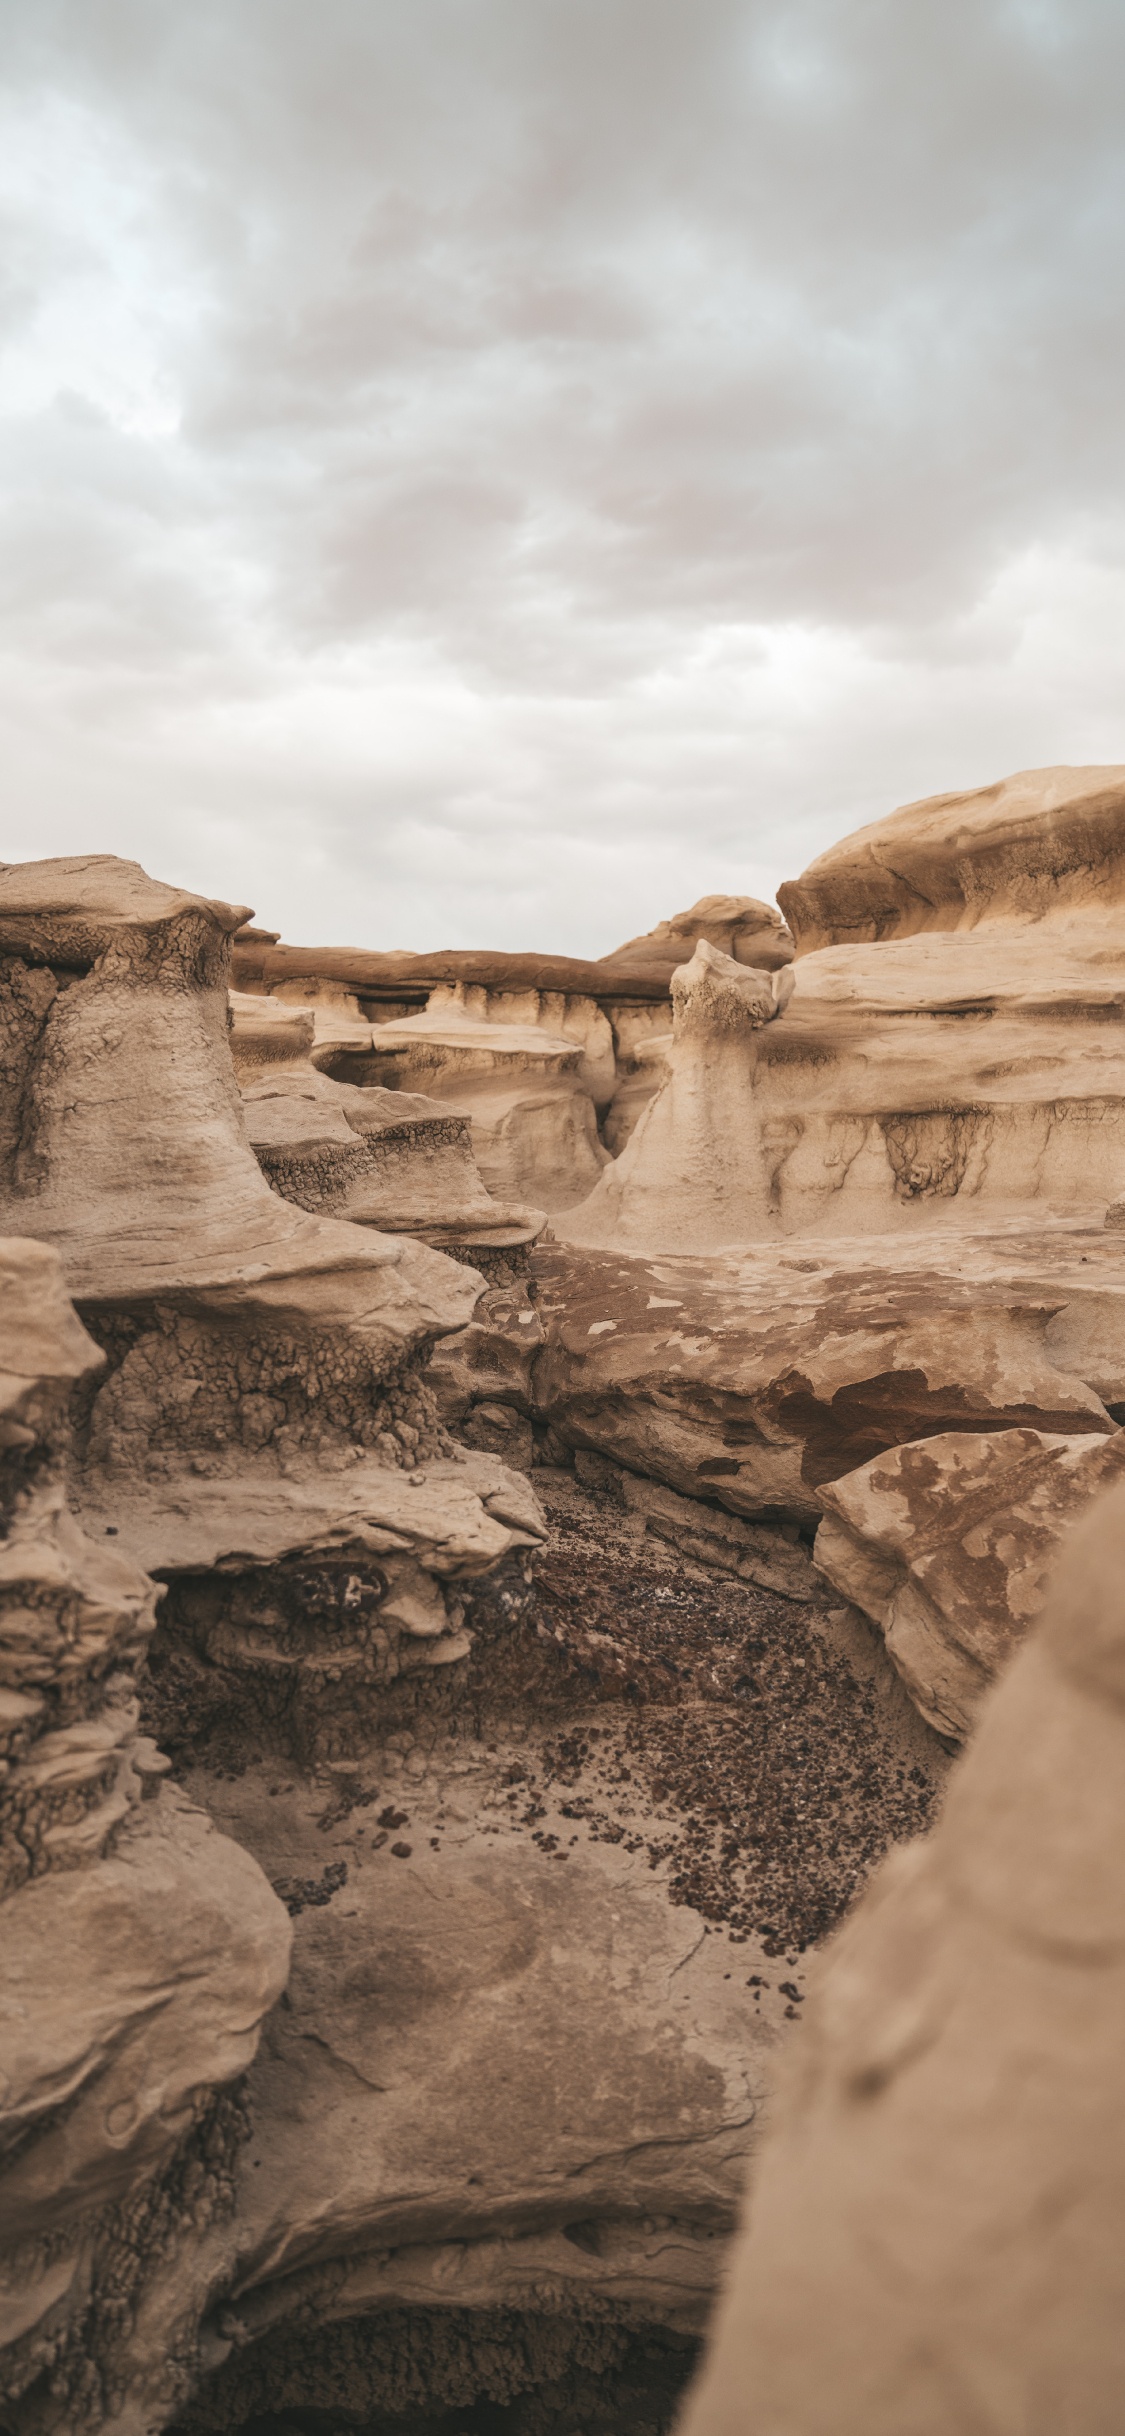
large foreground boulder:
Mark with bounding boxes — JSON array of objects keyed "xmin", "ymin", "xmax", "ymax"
[{"xmin": 680, "ymin": 1473, "xmax": 1125, "ymax": 2436}]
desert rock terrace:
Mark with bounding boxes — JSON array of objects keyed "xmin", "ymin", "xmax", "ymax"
[{"xmin": 2, "ymin": 763, "xmax": 1124, "ymax": 2434}]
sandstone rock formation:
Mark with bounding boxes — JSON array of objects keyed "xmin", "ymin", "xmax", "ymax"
[
  {"xmin": 229, "ymin": 927, "xmax": 675, "ymax": 1216},
  {"xmin": 355, "ymin": 982, "xmax": 614, "ymax": 1213},
  {"xmin": 777, "ymin": 760, "xmax": 1125, "ymax": 947},
  {"xmin": 227, "ymin": 897, "xmax": 792, "ymax": 1215},
  {"xmin": 2, "ymin": 850, "xmax": 941, "ymax": 2436},
  {"xmin": 0, "ymin": 853, "xmax": 551, "ymax": 1750},
  {"xmin": 564, "ymin": 766, "xmax": 1125, "ymax": 1253},
  {"xmin": 0, "ymin": 855, "xmax": 476, "ymax": 1338},
  {"xmin": 604, "ymin": 894, "xmax": 795, "ymax": 984},
  {"xmin": 228, "ymin": 987, "xmax": 545, "ymax": 1257},
  {"xmin": 679, "ymin": 1470, "xmax": 1125, "ymax": 2436},
  {"xmin": 0, "ymin": 1235, "xmax": 291, "ymax": 2434},
  {"xmin": 815, "ymin": 1421, "xmax": 1125, "ymax": 1740},
  {"xmin": 3, "ymin": 773, "xmax": 1122, "ymax": 2432},
  {"xmin": 441, "ymin": 1226, "xmax": 1123, "ymax": 1524}
]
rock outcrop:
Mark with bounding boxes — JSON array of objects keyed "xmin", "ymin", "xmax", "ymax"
[
  {"xmin": 353, "ymin": 983, "xmax": 615, "ymax": 1214},
  {"xmin": 0, "ymin": 1236, "xmax": 291, "ymax": 2435},
  {"xmin": 4, "ymin": 772, "xmax": 1123, "ymax": 2432},
  {"xmin": 680, "ymin": 1470, "xmax": 1125, "ymax": 2436},
  {"xmin": 228, "ymin": 988, "xmax": 545, "ymax": 1257},
  {"xmin": 0, "ymin": 855, "xmax": 476, "ymax": 1338},
  {"xmin": 564, "ymin": 766, "xmax": 1125, "ymax": 1252},
  {"xmin": 814, "ymin": 1422, "xmax": 1125, "ymax": 1740},
  {"xmin": 226, "ymin": 897, "xmax": 796, "ymax": 1218},
  {"xmin": 228, "ymin": 900, "xmax": 794, "ymax": 1217},
  {"xmin": 777, "ymin": 761, "xmax": 1125, "ymax": 948},
  {"xmin": 0, "ymin": 852, "xmax": 550, "ymax": 1750},
  {"xmin": 4, "ymin": 851, "xmax": 940, "ymax": 2436},
  {"xmin": 230, "ymin": 959, "xmax": 625, "ymax": 1217},
  {"xmin": 442, "ymin": 1226, "xmax": 1122, "ymax": 1526},
  {"xmin": 604, "ymin": 895, "xmax": 795, "ymax": 985}
]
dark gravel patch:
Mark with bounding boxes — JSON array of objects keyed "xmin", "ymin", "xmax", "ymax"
[{"xmin": 464, "ymin": 1475, "xmax": 943, "ymax": 1956}]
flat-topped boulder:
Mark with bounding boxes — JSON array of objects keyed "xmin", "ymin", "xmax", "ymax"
[{"xmin": 0, "ymin": 851, "xmax": 252, "ymax": 949}]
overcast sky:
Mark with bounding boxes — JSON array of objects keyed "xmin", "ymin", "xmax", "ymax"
[{"xmin": 2, "ymin": 0, "xmax": 1124, "ymax": 954}]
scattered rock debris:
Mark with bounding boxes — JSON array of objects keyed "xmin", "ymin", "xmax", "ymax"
[
  {"xmin": 459, "ymin": 1471, "xmax": 946, "ymax": 1955},
  {"xmin": 171, "ymin": 2303, "xmax": 699, "ymax": 2436},
  {"xmin": 270, "ymin": 1858, "xmax": 349, "ymax": 1917}
]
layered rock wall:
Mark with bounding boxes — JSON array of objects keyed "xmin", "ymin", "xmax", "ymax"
[
  {"xmin": 0, "ymin": 1237, "xmax": 291, "ymax": 2435},
  {"xmin": 564, "ymin": 767, "xmax": 1125, "ymax": 1252},
  {"xmin": 229, "ymin": 897, "xmax": 795, "ymax": 1215}
]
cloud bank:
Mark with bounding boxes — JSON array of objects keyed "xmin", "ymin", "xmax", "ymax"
[{"xmin": 2, "ymin": 0, "xmax": 1124, "ymax": 951}]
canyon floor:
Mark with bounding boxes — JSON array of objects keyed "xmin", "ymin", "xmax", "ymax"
[{"xmin": 166, "ymin": 1470, "xmax": 949, "ymax": 2436}]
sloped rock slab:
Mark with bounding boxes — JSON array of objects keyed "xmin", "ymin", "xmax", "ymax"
[
  {"xmin": 524, "ymin": 1225, "xmax": 1124, "ymax": 1523},
  {"xmin": 175, "ymin": 1766, "xmax": 779, "ymax": 2424},
  {"xmin": 86, "ymin": 1450, "xmax": 544, "ymax": 1581},
  {"xmin": 815, "ymin": 1425, "xmax": 1125, "ymax": 1739}
]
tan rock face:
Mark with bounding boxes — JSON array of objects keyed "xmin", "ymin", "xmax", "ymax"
[
  {"xmin": 0, "ymin": 853, "xmax": 551, "ymax": 1764},
  {"xmin": 778, "ymin": 761, "xmax": 1125, "ymax": 948},
  {"xmin": 228, "ymin": 919, "xmax": 725, "ymax": 1218},
  {"xmin": 0, "ymin": 858, "xmax": 591, "ymax": 2429},
  {"xmin": 228, "ymin": 988, "xmax": 546, "ymax": 1252},
  {"xmin": 815, "ymin": 1424, "xmax": 1125, "ymax": 1740},
  {"xmin": 515, "ymin": 1228, "xmax": 1120, "ymax": 1526},
  {"xmin": 5, "ymin": 782, "xmax": 1124, "ymax": 2430},
  {"xmin": 0, "ymin": 1235, "xmax": 291, "ymax": 2431},
  {"xmin": 0, "ymin": 855, "xmax": 477, "ymax": 1342},
  {"xmin": 347, "ymin": 981, "xmax": 615, "ymax": 1215},
  {"xmin": 563, "ymin": 768, "xmax": 1125, "ymax": 1252},
  {"xmin": 231, "ymin": 970, "xmax": 620, "ymax": 1217},
  {"xmin": 604, "ymin": 894, "xmax": 795, "ymax": 982},
  {"xmin": 679, "ymin": 1474, "xmax": 1125, "ymax": 2436}
]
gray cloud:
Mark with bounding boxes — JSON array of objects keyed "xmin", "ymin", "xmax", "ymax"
[{"xmin": 1, "ymin": 0, "xmax": 1124, "ymax": 950}]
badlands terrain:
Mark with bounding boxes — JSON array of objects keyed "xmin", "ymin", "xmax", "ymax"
[{"xmin": 1, "ymin": 763, "xmax": 1124, "ymax": 2434}]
